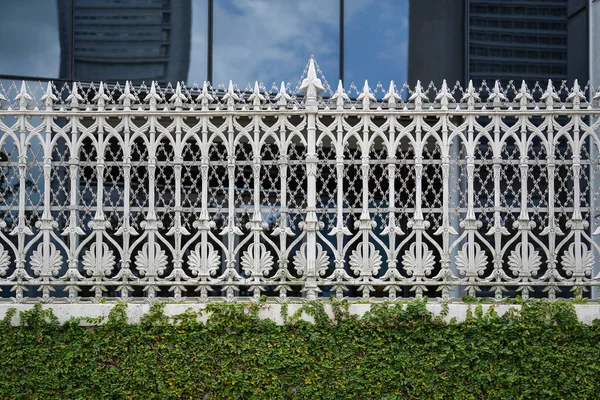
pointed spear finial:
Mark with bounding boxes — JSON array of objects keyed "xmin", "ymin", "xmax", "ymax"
[
  {"xmin": 196, "ymin": 81, "xmax": 214, "ymax": 110},
  {"xmin": 593, "ymin": 86, "xmax": 600, "ymax": 103},
  {"xmin": 92, "ymin": 82, "xmax": 110, "ymax": 111},
  {"xmin": 383, "ymin": 80, "xmax": 401, "ymax": 108},
  {"xmin": 145, "ymin": 81, "xmax": 162, "ymax": 111},
  {"xmin": 40, "ymin": 81, "xmax": 58, "ymax": 111},
  {"xmin": 331, "ymin": 80, "xmax": 349, "ymax": 110},
  {"xmin": 66, "ymin": 82, "xmax": 83, "ymax": 109},
  {"xmin": 15, "ymin": 81, "xmax": 33, "ymax": 111},
  {"xmin": 357, "ymin": 80, "xmax": 376, "ymax": 110},
  {"xmin": 118, "ymin": 81, "xmax": 136, "ymax": 110},
  {"xmin": 540, "ymin": 79, "xmax": 560, "ymax": 110},
  {"xmin": 435, "ymin": 79, "xmax": 455, "ymax": 110},
  {"xmin": 274, "ymin": 81, "xmax": 292, "ymax": 108},
  {"xmin": 567, "ymin": 79, "xmax": 586, "ymax": 109},
  {"xmin": 248, "ymin": 81, "xmax": 265, "ymax": 110},
  {"xmin": 299, "ymin": 58, "xmax": 325, "ymax": 107},
  {"xmin": 222, "ymin": 80, "xmax": 240, "ymax": 110},
  {"xmin": 409, "ymin": 80, "xmax": 428, "ymax": 110},
  {"xmin": 460, "ymin": 80, "xmax": 480, "ymax": 110},
  {"xmin": 514, "ymin": 80, "xmax": 533, "ymax": 110},
  {"xmin": 488, "ymin": 80, "xmax": 507, "ymax": 108},
  {"xmin": 170, "ymin": 82, "xmax": 187, "ymax": 110}
]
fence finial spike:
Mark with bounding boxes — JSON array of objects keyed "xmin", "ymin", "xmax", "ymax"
[
  {"xmin": 92, "ymin": 82, "xmax": 109, "ymax": 110},
  {"xmin": 249, "ymin": 81, "xmax": 265, "ymax": 109},
  {"xmin": 593, "ymin": 85, "xmax": 600, "ymax": 102},
  {"xmin": 383, "ymin": 80, "xmax": 401, "ymax": 107},
  {"xmin": 488, "ymin": 80, "xmax": 507, "ymax": 107},
  {"xmin": 197, "ymin": 81, "xmax": 214, "ymax": 109},
  {"xmin": 541, "ymin": 79, "xmax": 559, "ymax": 109},
  {"xmin": 146, "ymin": 81, "xmax": 162, "ymax": 110},
  {"xmin": 459, "ymin": 80, "xmax": 480, "ymax": 109},
  {"xmin": 435, "ymin": 79, "xmax": 454, "ymax": 109},
  {"xmin": 170, "ymin": 82, "xmax": 187, "ymax": 109},
  {"xmin": 274, "ymin": 81, "xmax": 291, "ymax": 108},
  {"xmin": 331, "ymin": 79, "xmax": 349, "ymax": 110},
  {"xmin": 41, "ymin": 81, "xmax": 58, "ymax": 110},
  {"xmin": 409, "ymin": 80, "xmax": 428, "ymax": 110},
  {"xmin": 514, "ymin": 80, "xmax": 532, "ymax": 109},
  {"xmin": 300, "ymin": 58, "xmax": 325, "ymax": 104},
  {"xmin": 15, "ymin": 81, "xmax": 32, "ymax": 110},
  {"xmin": 66, "ymin": 82, "xmax": 83, "ymax": 109},
  {"xmin": 357, "ymin": 80, "xmax": 376, "ymax": 110},
  {"xmin": 567, "ymin": 79, "xmax": 586, "ymax": 108},
  {"xmin": 223, "ymin": 80, "xmax": 240, "ymax": 110}
]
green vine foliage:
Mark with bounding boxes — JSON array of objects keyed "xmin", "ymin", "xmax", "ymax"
[{"xmin": 0, "ymin": 301, "xmax": 599, "ymax": 399}]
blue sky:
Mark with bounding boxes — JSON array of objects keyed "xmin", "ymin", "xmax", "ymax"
[
  {"xmin": 190, "ymin": 0, "xmax": 409, "ymax": 91},
  {"xmin": 0, "ymin": 0, "xmax": 409, "ymax": 91}
]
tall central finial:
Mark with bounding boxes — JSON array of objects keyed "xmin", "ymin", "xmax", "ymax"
[{"xmin": 299, "ymin": 58, "xmax": 325, "ymax": 107}]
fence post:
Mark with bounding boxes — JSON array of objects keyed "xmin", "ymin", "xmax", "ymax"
[{"xmin": 300, "ymin": 59, "xmax": 324, "ymax": 300}]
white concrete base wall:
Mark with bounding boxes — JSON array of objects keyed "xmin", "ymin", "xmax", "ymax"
[{"xmin": 1, "ymin": 302, "xmax": 600, "ymax": 326}]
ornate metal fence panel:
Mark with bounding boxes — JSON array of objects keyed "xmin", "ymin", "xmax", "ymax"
[{"xmin": 1, "ymin": 60, "xmax": 600, "ymax": 302}]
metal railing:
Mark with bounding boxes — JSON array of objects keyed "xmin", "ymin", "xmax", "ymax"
[{"xmin": 1, "ymin": 59, "xmax": 600, "ymax": 302}]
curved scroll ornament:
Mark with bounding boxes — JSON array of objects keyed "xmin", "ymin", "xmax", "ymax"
[
  {"xmin": 507, "ymin": 243, "xmax": 541, "ymax": 277},
  {"xmin": 135, "ymin": 243, "xmax": 168, "ymax": 277},
  {"xmin": 0, "ymin": 244, "xmax": 10, "ymax": 276},
  {"xmin": 241, "ymin": 243, "xmax": 274, "ymax": 277},
  {"xmin": 402, "ymin": 242, "xmax": 435, "ymax": 278},
  {"xmin": 82, "ymin": 243, "xmax": 116, "ymax": 277},
  {"xmin": 561, "ymin": 243, "xmax": 594, "ymax": 278},
  {"xmin": 292, "ymin": 243, "xmax": 330, "ymax": 277},
  {"xmin": 455, "ymin": 243, "xmax": 487, "ymax": 278},
  {"xmin": 349, "ymin": 242, "xmax": 382, "ymax": 277},
  {"xmin": 31, "ymin": 243, "xmax": 63, "ymax": 277},
  {"xmin": 188, "ymin": 242, "xmax": 221, "ymax": 277}
]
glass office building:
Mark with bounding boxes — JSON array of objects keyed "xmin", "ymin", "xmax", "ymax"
[{"xmin": 0, "ymin": 0, "xmax": 409, "ymax": 89}]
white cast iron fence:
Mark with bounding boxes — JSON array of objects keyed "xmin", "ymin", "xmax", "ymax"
[{"xmin": 1, "ymin": 59, "xmax": 600, "ymax": 302}]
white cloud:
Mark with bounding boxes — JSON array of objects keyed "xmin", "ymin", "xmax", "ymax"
[{"xmin": 210, "ymin": 0, "xmax": 339, "ymax": 88}]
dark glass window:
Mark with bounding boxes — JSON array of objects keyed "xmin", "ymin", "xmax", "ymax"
[{"xmin": 0, "ymin": 0, "xmax": 64, "ymax": 80}]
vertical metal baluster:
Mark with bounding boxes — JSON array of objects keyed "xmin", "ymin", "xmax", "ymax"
[
  {"xmin": 434, "ymin": 114, "xmax": 457, "ymax": 300},
  {"xmin": 114, "ymin": 113, "xmax": 136, "ymax": 300},
  {"xmin": 61, "ymin": 83, "xmax": 84, "ymax": 301},
  {"xmin": 540, "ymin": 114, "xmax": 561, "ymax": 300},
  {"xmin": 299, "ymin": 59, "xmax": 324, "ymax": 300},
  {"xmin": 195, "ymin": 114, "xmax": 213, "ymax": 301},
  {"xmin": 515, "ymin": 115, "xmax": 534, "ymax": 299},
  {"xmin": 141, "ymin": 106, "xmax": 160, "ymax": 300},
  {"xmin": 88, "ymin": 114, "xmax": 110, "ymax": 302},
  {"xmin": 8, "ymin": 82, "xmax": 34, "ymax": 302},
  {"xmin": 568, "ymin": 115, "xmax": 588, "ymax": 297},
  {"xmin": 273, "ymin": 111, "xmax": 293, "ymax": 301},
  {"xmin": 460, "ymin": 115, "xmax": 481, "ymax": 297},
  {"xmin": 219, "ymin": 108, "xmax": 241, "ymax": 301},
  {"xmin": 381, "ymin": 113, "xmax": 404, "ymax": 300},
  {"xmin": 327, "ymin": 115, "xmax": 350, "ymax": 299},
  {"xmin": 487, "ymin": 116, "xmax": 509, "ymax": 300},
  {"xmin": 354, "ymin": 82, "xmax": 377, "ymax": 299},
  {"xmin": 407, "ymin": 116, "xmax": 429, "ymax": 299},
  {"xmin": 166, "ymin": 83, "xmax": 190, "ymax": 300},
  {"xmin": 37, "ymin": 90, "xmax": 58, "ymax": 302}
]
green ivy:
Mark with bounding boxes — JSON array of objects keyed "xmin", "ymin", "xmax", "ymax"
[{"xmin": 0, "ymin": 301, "xmax": 599, "ymax": 399}]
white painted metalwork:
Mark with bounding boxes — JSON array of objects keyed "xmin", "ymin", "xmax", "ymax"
[{"xmin": 1, "ymin": 58, "xmax": 600, "ymax": 302}]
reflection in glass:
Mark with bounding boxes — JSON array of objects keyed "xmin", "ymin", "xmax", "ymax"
[
  {"xmin": 213, "ymin": 0, "xmax": 339, "ymax": 89},
  {"xmin": 345, "ymin": 0, "xmax": 408, "ymax": 91},
  {"xmin": 69, "ymin": 0, "xmax": 193, "ymax": 84},
  {"xmin": 0, "ymin": 0, "xmax": 62, "ymax": 79},
  {"xmin": 187, "ymin": 0, "xmax": 208, "ymax": 84}
]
